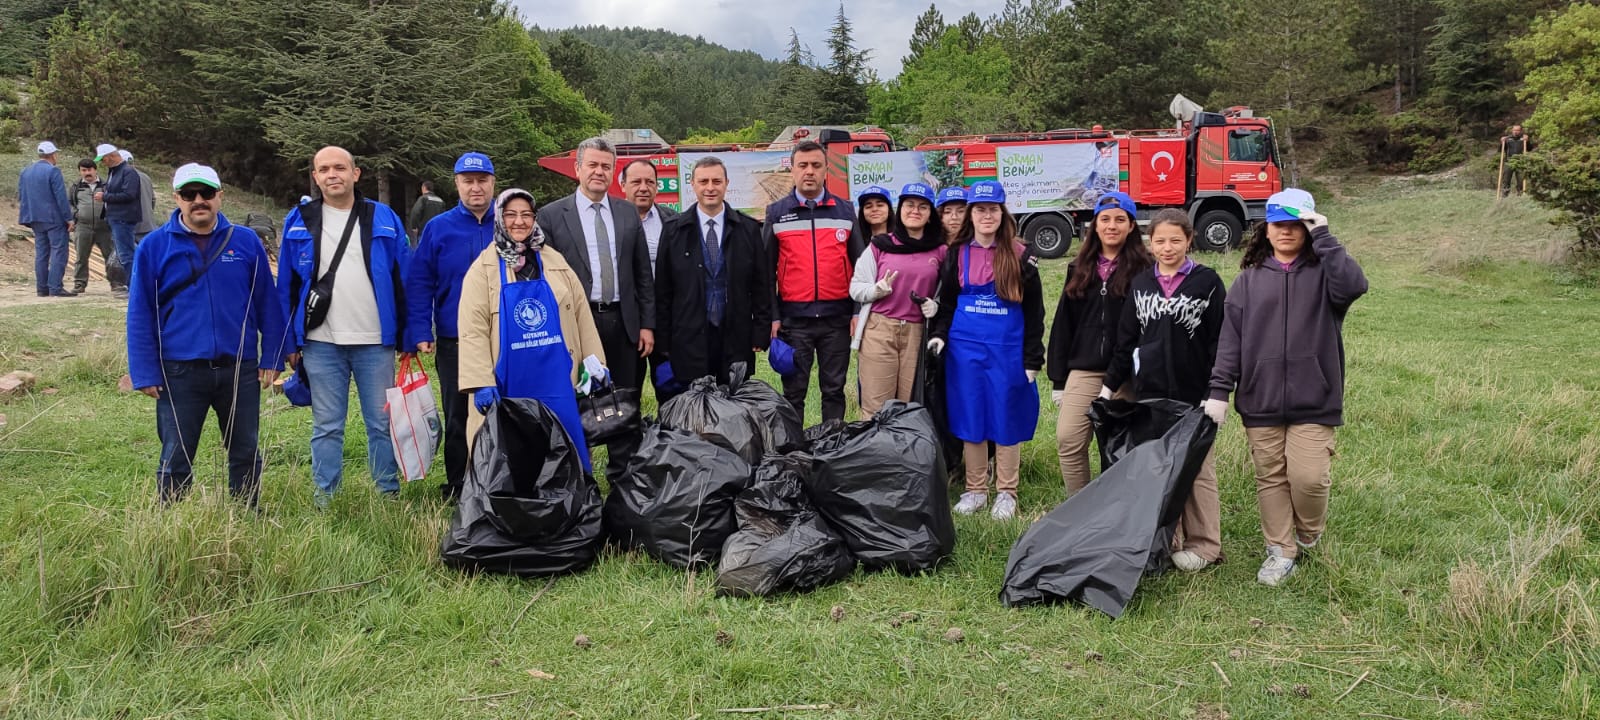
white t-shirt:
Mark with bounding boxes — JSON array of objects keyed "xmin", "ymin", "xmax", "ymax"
[{"xmin": 307, "ymin": 205, "xmax": 383, "ymax": 345}]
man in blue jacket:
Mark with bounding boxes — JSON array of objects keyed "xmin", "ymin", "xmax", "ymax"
[
  {"xmin": 18, "ymin": 141, "xmax": 76, "ymax": 297},
  {"xmin": 404, "ymin": 151, "xmax": 495, "ymax": 501},
  {"xmin": 126, "ymin": 164, "xmax": 284, "ymax": 506},
  {"xmin": 95, "ymin": 143, "xmax": 142, "ymax": 274},
  {"xmin": 277, "ymin": 146, "xmax": 412, "ymax": 505}
]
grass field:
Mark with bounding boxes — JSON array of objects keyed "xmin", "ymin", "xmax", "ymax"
[{"xmin": 0, "ymin": 176, "xmax": 1596, "ymax": 719}]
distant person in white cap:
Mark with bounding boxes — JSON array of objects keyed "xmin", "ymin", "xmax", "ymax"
[
  {"xmin": 93, "ymin": 142, "xmax": 141, "ymax": 276},
  {"xmin": 119, "ymin": 149, "xmax": 158, "ymax": 245},
  {"xmin": 17, "ymin": 140, "xmax": 76, "ymax": 297},
  {"xmin": 125, "ymin": 163, "xmax": 286, "ymax": 507}
]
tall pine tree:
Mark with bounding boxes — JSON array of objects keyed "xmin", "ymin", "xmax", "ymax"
[{"xmin": 815, "ymin": 3, "xmax": 869, "ymax": 124}]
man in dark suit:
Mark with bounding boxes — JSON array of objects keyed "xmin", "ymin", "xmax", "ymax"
[
  {"xmin": 620, "ymin": 158, "xmax": 677, "ymax": 276},
  {"xmin": 536, "ymin": 137, "xmax": 655, "ymax": 476},
  {"xmin": 655, "ymin": 156, "xmax": 771, "ymax": 396}
]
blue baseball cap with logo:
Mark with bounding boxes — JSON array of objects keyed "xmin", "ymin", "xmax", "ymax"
[
  {"xmin": 454, "ymin": 151, "xmax": 494, "ymax": 175},
  {"xmin": 968, "ymin": 180, "xmax": 1006, "ymax": 206},
  {"xmin": 935, "ymin": 187, "xmax": 967, "ymax": 208},
  {"xmin": 898, "ymin": 182, "xmax": 936, "ymax": 206},
  {"xmin": 856, "ymin": 185, "xmax": 891, "ymax": 206},
  {"xmin": 1265, "ymin": 188, "xmax": 1315, "ymax": 223},
  {"xmin": 768, "ymin": 337, "xmax": 799, "ymax": 378},
  {"xmin": 1094, "ymin": 191, "xmax": 1137, "ymax": 218}
]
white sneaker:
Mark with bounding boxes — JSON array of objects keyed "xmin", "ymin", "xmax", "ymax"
[
  {"xmin": 1257, "ymin": 545, "xmax": 1296, "ymax": 587},
  {"xmin": 954, "ymin": 492, "xmax": 989, "ymax": 515},
  {"xmin": 1171, "ymin": 550, "xmax": 1209, "ymax": 572},
  {"xmin": 990, "ymin": 492, "xmax": 1018, "ymax": 520}
]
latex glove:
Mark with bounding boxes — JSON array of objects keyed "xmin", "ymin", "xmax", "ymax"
[
  {"xmin": 926, "ymin": 338, "xmax": 945, "ymax": 356},
  {"xmin": 1097, "ymin": 386, "xmax": 1112, "ymax": 400},
  {"xmin": 1026, "ymin": 370, "xmax": 1038, "ymax": 383},
  {"xmin": 920, "ymin": 298, "xmax": 939, "ymax": 319},
  {"xmin": 872, "ymin": 270, "xmax": 899, "ymax": 300},
  {"xmin": 1051, "ymin": 389, "xmax": 1063, "ymax": 406},
  {"xmin": 474, "ymin": 387, "xmax": 500, "ymax": 414},
  {"xmin": 1202, "ymin": 398, "xmax": 1228, "ymax": 425},
  {"xmin": 1301, "ymin": 212, "xmax": 1329, "ymax": 231}
]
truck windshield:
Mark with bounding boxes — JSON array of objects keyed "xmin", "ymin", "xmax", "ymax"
[{"xmin": 1228, "ymin": 129, "xmax": 1270, "ymax": 163}]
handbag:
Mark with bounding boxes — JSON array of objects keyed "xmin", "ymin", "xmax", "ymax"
[
  {"xmin": 386, "ymin": 356, "xmax": 441, "ymax": 482},
  {"xmin": 304, "ymin": 208, "xmax": 360, "ymax": 331},
  {"xmin": 579, "ymin": 385, "xmax": 641, "ymax": 446}
]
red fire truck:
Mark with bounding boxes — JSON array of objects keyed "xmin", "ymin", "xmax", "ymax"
[{"xmin": 914, "ymin": 105, "xmax": 1282, "ymax": 257}]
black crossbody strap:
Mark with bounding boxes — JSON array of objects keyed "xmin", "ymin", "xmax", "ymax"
[
  {"xmin": 316, "ymin": 207, "xmax": 361, "ymax": 287},
  {"xmin": 159, "ymin": 226, "xmax": 236, "ymax": 307}
]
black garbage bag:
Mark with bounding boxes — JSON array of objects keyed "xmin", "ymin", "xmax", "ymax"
[
  {"xmin": 911, "ymin": 336, "xmax": 964, "ymax": 475},
  {"xmin": 440, "ymin": 398, "xmax": 604, "ymax": 577},
  {"xmin": 999, "ymin": 400, "xmax": 1215, "ymax": 617},
  {"xmin": 658, "ymin": 377, "xmax": 765, "ymax": 465},
  {"xmin": 726, "ymin": 364, "xmax": 805, "ymax": 454},
  {"xmin": 603, "ymin": 422, "xmax": 752, "ymax": 567},
  {"xmin": 715, "ymin": 453, "xmax": 856, "ymax": 597},
  {"xmin": 804, "ymin": 401, "xmax": 955, "ymax": 573}
]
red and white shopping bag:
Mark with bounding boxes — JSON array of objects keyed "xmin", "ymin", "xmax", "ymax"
[{"xmin": 387, "ymin": 356, "xmax": 441, "ymax": 482}]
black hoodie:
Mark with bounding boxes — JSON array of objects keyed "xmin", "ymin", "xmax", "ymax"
[
  {"xmin": 1103, "ymin": 264, "xmax": 1226, "ymax": 405},
  {"xmin": 1046, "ymin": 265, "xmax": 1129, "ymax": 389}
]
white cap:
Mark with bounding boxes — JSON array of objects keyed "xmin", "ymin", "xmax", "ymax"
[
  {"xmin": 94, "ymin": 143, "xmax": 118, "ymax": 162},
  {"xmin": 118, "ymin": 150, "xmax": 133, "ymax": 162},
  {"xmin": 172, "ymin": 163, "xmax": 221, "ymax": 190},
  {"xmin": 36, "ymin": 141, "xmax": 58, "ymax": 155}
]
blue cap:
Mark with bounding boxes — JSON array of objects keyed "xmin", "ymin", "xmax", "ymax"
[
  {"xmin": 1094, "ymin": 191, "xmax": 1137, "ymax": 218},
  {"xmin": 281, "ymin": 361, "xmax": 311, "ymax": 407},
  {"xmin": 768, "ymin": 337, "xmax": 799, "ymax": 378},
  {"xmin": 654, "ymin": 360, "xmax": 685, "ymax": 395},
  {"xmin": 898, "ymin": 182, "xmax": 936, "ymax": 206},
  {"xmin": 856, "ymin": 185, "xmax": 891, "ymax": 206},
  {"xmin": 935, "ymin": 187, "xmax": 967, "ymax": 208},
  {"xmin": 1264, "ymin": 188, "xmax": 1315, "ymax": 223},
  {"xmin": 454, "ymin": 152, "xmax": 494, "ymax": 175},
  {"xmin": 967, "ymin": 180, "xmax": 1006, "ymax": 205}
]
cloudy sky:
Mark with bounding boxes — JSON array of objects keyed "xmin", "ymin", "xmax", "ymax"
[{"xmin": 511, "ymin": 0, "xmax": 998, "ymax": 78}]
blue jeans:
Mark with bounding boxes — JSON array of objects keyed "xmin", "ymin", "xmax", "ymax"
[
  {"xmin": 30, "ymin": 223, "xmax": 70, "ymax": 294},
  {"xmin": 110, "ymin": 220, "xmax": 138, "ymax": 272},
  {"xmin": 302, "ymin": 341, "xmax": 399, "ymax": 496},
  {"xmin": 155, "ymin": 358, "xmax": 262, "ymax": 505}
]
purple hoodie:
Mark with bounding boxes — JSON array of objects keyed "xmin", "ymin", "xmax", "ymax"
[{"xmin": 1208, "ymin": 226, "xmax": 1368, "ymax": 427}]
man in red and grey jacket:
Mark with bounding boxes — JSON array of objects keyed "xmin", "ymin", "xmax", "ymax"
[{"xmin": 763, "ymin": 140, "xmax": 864, "ymax": 423}]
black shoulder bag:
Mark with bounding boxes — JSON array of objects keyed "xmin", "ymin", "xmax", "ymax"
[{"xmin": 304, "ymin": 208, "xmax": 360, "ymax": 331}]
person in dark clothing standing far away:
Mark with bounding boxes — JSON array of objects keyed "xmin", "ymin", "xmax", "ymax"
[
  {"xmin": 1046, "ymin": 191, "xmax": 1154, "ymax": 496},
  {"xmin": 926, "ymin": 181, "xmax": 1044, "ymax": 521},
  {"xmin": 1102, "ymin": 209, "xmax": 1226, "ymax": 572},
  {"xmin": 18, "ymin": 141, "xmax": 76, "ymax": 297},
  {"xmin": 621, "ymin": 158, "xmax": 677, "ymax": 275},
  {"xmin": 536, "ymin": 137, "xmax": 655, "ymax": 479},
  {"xmin": 763, "ymin": 140, "xmax": 864, "ymax": 423},
  {"xmin": 126, "ymin": 163, "xmax": 284, "ymax": 507},
  {"xmin": 70, "ymin": 158, "xmax": 125, "ymax": 294},
  {"xmin": 94, "ymin": 143, "xmax": 141, "ymax": 277},
  {"xmin": 654, "ymin": 156, "xmax": 772, "ymax": 398},
  {"xmin": 1204, "ymin": 188, "xmax": 1368, "ymax": 587},
  {"xmin": 277, "ymin": 146, "xmax": 413, "ymax": 507},
  {"xmin": 408, "ymin": 180, "xmax": 447, "ymax": 245},
  {"xmin": 1498, "ymin": 124, "xmax": 1531, "ymax": 198},
  {"xmin": 405, "ymin": 152, "xmax": 497, "ymax": 501}
]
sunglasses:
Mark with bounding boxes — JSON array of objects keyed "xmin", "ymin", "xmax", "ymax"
[{"xmin": 178, "ymin": 187, "xmax": 218, "ymax": 201}]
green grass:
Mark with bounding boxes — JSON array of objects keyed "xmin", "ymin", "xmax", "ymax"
[{"xmin": 1, "ymin": 179, "xmax": 1596, "ymax": 719}]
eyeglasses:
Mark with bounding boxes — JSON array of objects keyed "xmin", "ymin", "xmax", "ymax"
[
  {"xmin": 501, "ymin": 211, "xmax": 536, "ymax": 221},
  {"xmin": 178, "ymin": 187, "xmax": 218, "ymax": 201}
]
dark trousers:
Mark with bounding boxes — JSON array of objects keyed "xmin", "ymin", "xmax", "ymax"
[
  {"xmin": 435, "ymin": 337, "xmax": 469, "ymax": 497},
  {"xmin": 155, "ymin": 358, "xmax": 262, "ymax": 505},
  {"xmin": 592, "ymin": 305, "xmax": 643, "ymax": 477},
  {"xmin": 780, "ymin": 315, "xmax": 852, "ymax": 423}
]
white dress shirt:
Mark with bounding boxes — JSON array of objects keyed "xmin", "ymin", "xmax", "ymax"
[
  {"xmin": 575, "ymin": 191, "xmax": 618, "ymax": 302},
  {"xmin": 640, "ymin": 205, "xmax": 663, "ymax": 276}
]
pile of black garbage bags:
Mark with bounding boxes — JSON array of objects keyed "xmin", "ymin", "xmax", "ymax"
[{"xmin": 440, "ymin": 365, "xmax": 956, "ymax": 597}]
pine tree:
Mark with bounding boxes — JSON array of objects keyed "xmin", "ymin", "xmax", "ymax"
[
  {"xmin": 816, "ymin": 3, "xmax": 870, "ymax": 124},
  {"xmin": 905, "ymin": 4, "xmax": 945, "ymax": 67}
]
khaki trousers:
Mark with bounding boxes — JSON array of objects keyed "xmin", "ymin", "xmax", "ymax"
[
  {"xmin": 1055, "ymin": 370, "xmax": 1131, "ymax": 494},
  {"xmin": 857, "ymin": 314, "xmax": 922, "ymax": 418},
  {"xmin": 964, "ymin": 441, "xmax": 1020, "ymax": 494},
  {"xmin": 1245, "ymin": 424, "xmax": 1336, "ymax": 560},
  {"xmin": 1174, "ymin": 447, "xmax": 1222, "ymax": 561}
]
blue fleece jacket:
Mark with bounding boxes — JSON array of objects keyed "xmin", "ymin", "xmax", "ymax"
[
  {"xmin": 404, "ymin": 203, "xmax": 495, "ymax": 347},
  {"xmin": 276, "ymin": 196, "xmax": 411, "ymax": 350},
  {"xmin": 125, "ymin": 212, "xmax": 286, "ymax": 390}
]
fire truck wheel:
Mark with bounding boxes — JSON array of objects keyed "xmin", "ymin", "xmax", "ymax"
[
  {"xmin": 1023, "ymin": 214, "xmax": 1073, "ymax": 259},
  {"xmin": 1195, "ymin": 210, "xmax": 1243, "ymax": 252}
]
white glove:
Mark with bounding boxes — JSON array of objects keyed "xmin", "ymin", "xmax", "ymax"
[
  {"xmin": 1202, "ymin": 398, "xmax": 1228, "ymax": 425},
  {"xmin": 872, "ymin": 270, "xmax": 898, "ymax": 300},
  {"xmin": 1051, "ymin": 389, "xmax": 1063, "ymax": 406},
  {"xmin": 1301, "ymin": 212, "xmax": 1329, "ymax": 231},
  {"xmin": 927, "ymin": 338, "xmax": 945, "ymax": 356},
  {"xmin": 919, "ymin": 298, "xmax": 939, "ymax": 319},
  {"xmin": 1025, "ymin": 370, "xmax": 1037, "ymax": 383},
  {"xmin": 1097, "ymin": 386, "xmax": 1112, "ymax": 400}
]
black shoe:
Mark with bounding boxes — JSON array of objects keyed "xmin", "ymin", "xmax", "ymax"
[
  {"xmin": 50, "ymin": 290, "xmax": 78, "ymax": 298},
  {"xmin": 72, "ymin": 287, "xmax": 86, "ymax": 294},
  {"xmin": 36, "ymin": 290, "xmax": 48, "ymax": 297}
]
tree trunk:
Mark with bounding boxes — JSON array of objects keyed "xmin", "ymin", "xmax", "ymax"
[
  {"xmin": 1283, "ymin": 90, "xmax": 1300, "ymax": 187},
  {"xmin": 377, "ymin": 169, "xmax": 391, "ymax": 206}
]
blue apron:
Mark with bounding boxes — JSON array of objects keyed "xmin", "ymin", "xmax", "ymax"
[
  {"xmin": 495, "ymin": 253, "xmax": 592, "ymax": 472},
  {"xmin": 944, "ymin": 244, "xmax": 1040, "ymax": 445}
]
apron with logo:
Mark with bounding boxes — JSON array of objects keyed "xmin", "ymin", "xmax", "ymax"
[
  {"xmin": 495, "ymin": 253, "xmax": 591, "ymax": 471},
  {"xmin": 944, "ymin": 244, "xmax": 1039, "ymax": 446}
]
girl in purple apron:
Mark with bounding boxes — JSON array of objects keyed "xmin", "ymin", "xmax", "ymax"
[{"xmin": 926, "ymin": 181, "xmax": 1045, "ymax": 521}]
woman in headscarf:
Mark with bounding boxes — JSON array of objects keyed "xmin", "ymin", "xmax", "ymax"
[{"xmin": 458, "ymin": 188, "xmax": 606, "ymax": 471}]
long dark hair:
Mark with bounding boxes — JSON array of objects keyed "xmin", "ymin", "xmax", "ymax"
[
  {"xmin": 957, "ymin": 205, "xmax": 1023, "ymax": 303},
  {"xmin": 894, "ymin": 195, "xmax": 944, "ymax": 246},
  {"xmin": 1240, "ymin": 221, "xmax": 1319, "ymax": 269},
  {"xmin": 857, "ymin": 195, "xmax": 892, "ymax": 237},
  {"xmin": 1065, "ymin": 215, "xmax": 1153, "ymax": 299}
]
